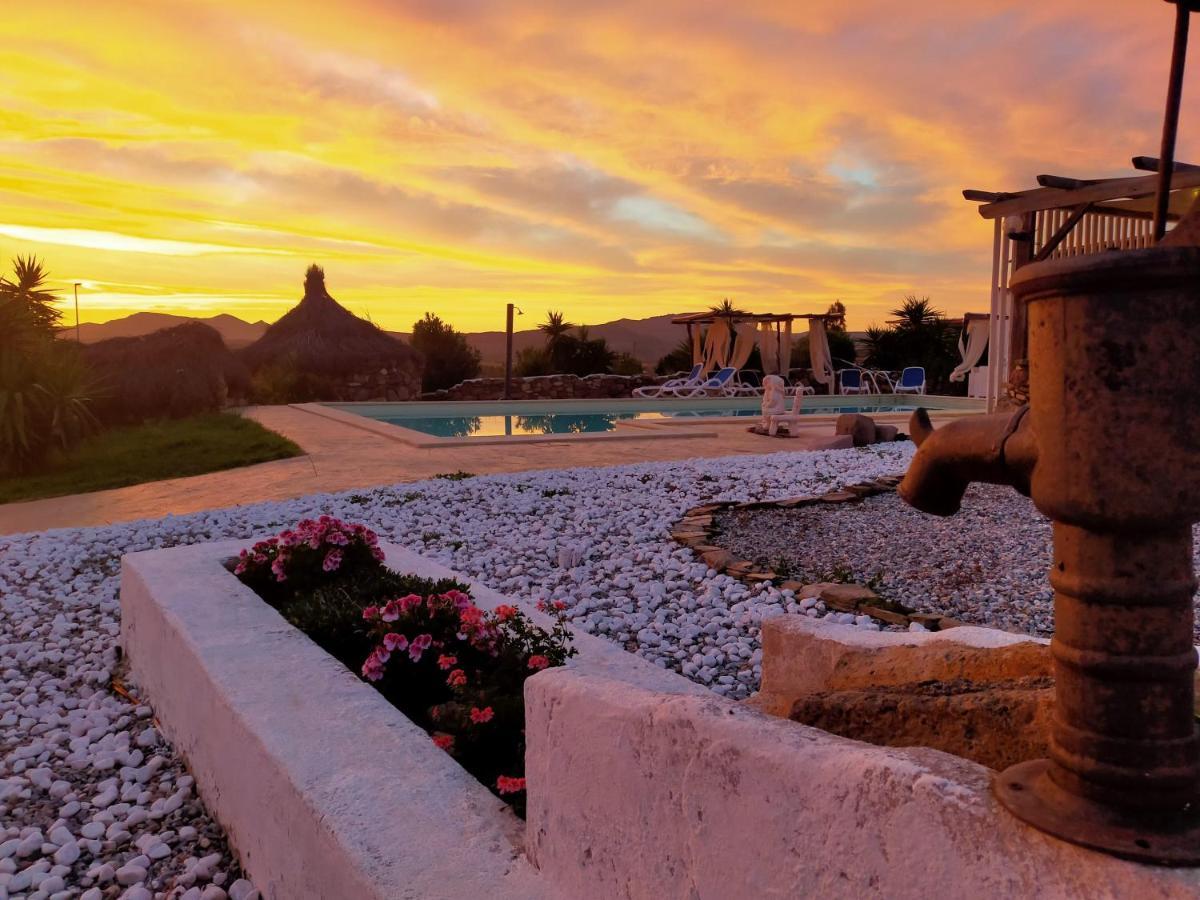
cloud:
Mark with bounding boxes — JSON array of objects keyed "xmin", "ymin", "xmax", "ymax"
[{"xmin": 0, "ymin": 0, "xmax": 1186, "ymax": 330}]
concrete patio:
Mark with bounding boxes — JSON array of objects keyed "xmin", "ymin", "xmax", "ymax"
[{"xmin": 0, "ymin": 404, "xmax": 969, "ymax": 535}]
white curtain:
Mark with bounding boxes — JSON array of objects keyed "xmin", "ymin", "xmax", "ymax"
[
  {"xmin": 808, "ymin": 318, "xmax": 835, "ymax": 392},
  {"xmin": 758, "ymin": 322, "xmax": 778, "ymax": 375},
  {"xmin": 702, "ymin": 318, "xmax": 732, "ymax": 371},
  {"xmin": 728, "ymin": 323, "xmax": 757, "ymax": 370},
  {"xmin": 950, "ymin": 318, "xmax": 989, "ymax": 382},
  {"xmin": 782, "ymin": 319, "xmax": 793, "ymax": 374}
]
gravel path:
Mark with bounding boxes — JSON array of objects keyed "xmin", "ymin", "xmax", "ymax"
[
  {"xmin": 2, "ymin": 441, "xmax": 1128, "ymax": 896},
  {"xmin": 714, "ymin": 483, "xmax": 1200, "ymax": 641}
]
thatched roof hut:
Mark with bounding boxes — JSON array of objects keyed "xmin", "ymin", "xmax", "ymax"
[
  {"xmin": 242, "ymin": 265, "xmax": 421, "ymax": 381},
  {"xmin": 84, "ymin": 322, "xmax": 250, "ymax": 424}
]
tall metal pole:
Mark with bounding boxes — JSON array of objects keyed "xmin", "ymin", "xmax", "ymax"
[
  {"xmin": 504, "ymin": 302, "xmax": 515, "ymax": 400},
  {"xmin": 73, "ymin": 282, "xmax": 81, "ymax": 342},
  {"xmin": 1154, "ymin": 1, "xmax": 1194, "ymax": 242}
]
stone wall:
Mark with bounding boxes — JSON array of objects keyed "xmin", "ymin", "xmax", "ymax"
[
  {"xmin": 336, "ymin": 365, "xmax": 423, "ymax": 402},
  {"xmin": 422, "ymin": 373, "xmax": 661, "ymax": 401}
]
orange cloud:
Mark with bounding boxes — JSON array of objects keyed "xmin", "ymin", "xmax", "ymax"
[{"xmin": 0, "ymin": 0, "xmax": 1185, "ymax": 332}]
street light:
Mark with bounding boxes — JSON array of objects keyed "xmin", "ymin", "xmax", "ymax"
[
  {"xmin": 73, "ymin": 282, "xmax": 82, "ymax": 342},
  {"xmin": 503, "ymin": 302, "xmax": 523, "ymax": 400}
]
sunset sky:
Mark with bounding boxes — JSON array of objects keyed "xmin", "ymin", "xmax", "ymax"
[{"xmin": 0, "ymin": 1, "xmax": 1189, "ymax": 332}]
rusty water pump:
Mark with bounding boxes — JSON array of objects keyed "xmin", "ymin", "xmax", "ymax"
[{"xmin": 899, "ymin": 247, "xmax": 1200, "ymax": 864}]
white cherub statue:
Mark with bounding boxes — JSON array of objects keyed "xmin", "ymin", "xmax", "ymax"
[{"xmin": 760, "ymin": 374, "xmax": 788, "ymax": 431}]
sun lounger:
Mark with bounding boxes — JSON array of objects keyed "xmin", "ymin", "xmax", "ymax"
[
  {"xmin": 895, "ymin": 366, "xmax": 926, "ymax": 395},
  {"xmin": 633, "ymin": 364, "xmax": 703, "ymax": 398}
]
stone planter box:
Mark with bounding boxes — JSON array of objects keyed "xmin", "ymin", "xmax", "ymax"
[
  {"xmin": 121, "ymin": 543, "xmax": 1200, "ymax": 899},
  {"xmin": 119, "ymin": 540, "xmax": 703, "ymax": 899}
]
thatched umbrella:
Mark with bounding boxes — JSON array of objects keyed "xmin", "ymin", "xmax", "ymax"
[
  {"xmin": 84, "ymin": 322, "xmax": 250, "ymax": 424},
  {"xmin": 241, "ymin": 266, "xmax": 421, "ymax": 395}
]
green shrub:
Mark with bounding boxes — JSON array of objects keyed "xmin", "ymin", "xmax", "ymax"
[{"xmin": 411, "ymin": 312, "xmax": 481, "ymax": 392}]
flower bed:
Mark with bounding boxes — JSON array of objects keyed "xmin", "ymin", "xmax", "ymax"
[{"xmin": 231, "ymin": 516, "xmax": 575, "ymax": 812}]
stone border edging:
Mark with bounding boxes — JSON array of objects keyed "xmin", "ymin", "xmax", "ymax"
[{"xmin": 670, "ymin": 474, "xmax": 967, "ymax": 632}]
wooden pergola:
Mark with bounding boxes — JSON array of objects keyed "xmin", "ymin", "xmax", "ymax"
[
  {"xmin": 964, "ymin": 156, "xmax": 1200, "ymax": 409},
  {"xmin": 670, "ymin": 309, "xmax": 839, "ymax": 384}
]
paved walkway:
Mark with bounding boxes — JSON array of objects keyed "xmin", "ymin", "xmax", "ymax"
[{"xmin": 0, "ymin": 404, "xmax": 956, "ymax": 534}]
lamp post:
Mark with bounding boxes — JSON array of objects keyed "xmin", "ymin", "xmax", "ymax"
[
  {"xmin": 503, "ymin": 303, "xmax": 523, "ymax": 400},
  {"xmin": 73, "ymin": 282, "xmax": 81, "ymax": 342}
]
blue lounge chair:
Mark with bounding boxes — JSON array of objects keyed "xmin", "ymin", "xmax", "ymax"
[
  {"xmin": 633, "ymin": 364, "xmax": 704, "ymax": 398},
  {"xmin": 837, "ymin": 369, "xmax": 867, "ymax": 395},
  {"xmin": 895, "ymin": 366, "xmax": 926, "ymax": 395},
  {"xmin": 682, "ymin": 366, "xmax": 741, "ymax": 397}
]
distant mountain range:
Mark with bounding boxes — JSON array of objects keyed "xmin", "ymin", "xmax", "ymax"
[
  {"xmin": 64, "ymin": 311, "xmax": 692, "ymax": 365},
  {"xmin": 68, "ymin": 312, "xmax": 271, "ymax": 349}
]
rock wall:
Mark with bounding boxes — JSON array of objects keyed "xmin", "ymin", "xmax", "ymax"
[
  {"xmin": 337, "ymin": 365, "xmax": 423, "ymax": 401},
  {"xmin": 422, "ymin": 373, "xmax": 661, "ymax": 401}
]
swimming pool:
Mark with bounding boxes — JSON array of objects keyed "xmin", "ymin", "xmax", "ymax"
[{"xmin": 322, "ymin": 395, "xmax": 982, "ymax": 440}]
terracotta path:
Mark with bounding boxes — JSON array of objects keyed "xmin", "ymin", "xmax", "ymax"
[{"xmin": 0, "ymin": 404, "xmax": 959, "ymax": 534}]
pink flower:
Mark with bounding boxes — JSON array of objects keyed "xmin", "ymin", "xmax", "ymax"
[
  {"xmin": 437, "ymin": 654, "xmax": 457, "ymax": 671},
  {"xmin": 496, "ymin": 775, "xmax": 526, "ymax": 795},
  {"xmin": 469, "ymin": 706, "xmax": 494, "ymax": 724},
  {"xmin": 233, "ymin": 561, "xmax": 247, "ymax": 575},
  {"xmin": 527, "ymin": 655, "xmax": 550, "ymax": 671},
  {"xmin": 383, "ymin": 633, "xmax": 409, "ymax": 652},
  {"xmin": 408, "ymin": 633, "xmax": 432, "ymax": 662},
  {"xmin": 322, "ymin": 549, "xmax": 343, "ymax": 572},
  {"xmin": 270, "ymin": 557, "xmax": 288, "ymax": 583},
  {"xmin": 447, "ymin": 669, "xmax": 467, "ymax": 688},
  {"xmin": 399, "ymin": 594, "xmax": 423, "ymax": 613},
  {"xmin": 432, "ymin": 734, "xmax": 454, "ymax": 751},
  {"xmin": 381, "ymin": 599, "xmax": 402, "ymax": 622},
  {"xmin": 442, "ymin": 590, "xmax": 472, "ymax": 610},
  {"xmin": 362, "ymin": 606, "xmax": 379, "ymax": 621},
  {"xmin": 371, "ymin": 546, "xmax": 386, "ymax": 562},
  {"xmin": 325, "ymin": 530, "xmax": 349, "ymax": 546},
  {"xmin": 361, "ymin": 648, "xmax": 389, "ymax": 682}
]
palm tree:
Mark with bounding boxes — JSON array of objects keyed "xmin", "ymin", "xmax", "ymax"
[
  {"xmin": 708, "ymin": 298, "xmax": 747, "ymax": 317},
  {"xmin": 0, "ymin": 256, "xmax": 62, "ymax": 341},
  {"xmin": 538, "ymin": 311, "xmax": 574, "ymax": 345},
  {"xmin": 889, "ymin": 295, "xmax": 941, "ymax": 331}
]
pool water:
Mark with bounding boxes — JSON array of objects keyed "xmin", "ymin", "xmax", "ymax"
[{"xmin": 327, "ymin": 396, "xmax": 981, "ymax": 439}]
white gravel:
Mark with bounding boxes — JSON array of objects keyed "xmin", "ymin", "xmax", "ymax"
[
  {"xmin": 4, "ymin": 440, "xmax": 1129, "ymax": 895},
  {"xmin": 715, "ymin": 484, "xmax": 1059, "ymax": 636}
]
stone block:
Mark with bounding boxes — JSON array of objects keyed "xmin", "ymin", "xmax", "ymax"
[
  {"xmin": 789, "ymin": 676, "xmax": 1055, "ymax": 770},
  {"xmin": 835, "ymin": 413, "xmax": 877, "ymax": 446},
  {"xmin": 753, "ymin": 614, "xmax": 1051, "ymax": 718}
]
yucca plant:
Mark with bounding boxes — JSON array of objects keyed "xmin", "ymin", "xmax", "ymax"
[{"xmin": 0, "ymin": 256, "xmax": 97, "ymax": 474}]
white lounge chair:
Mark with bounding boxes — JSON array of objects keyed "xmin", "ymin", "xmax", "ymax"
[
  {"xmin": 681, "ymin": 366, "xmax": 742, "ymax": 397},
  {"xmin": 895, "ymin": 366, "xmax": 926, "ymax": 395},
  {"xmin": 633, "ymin": 364, "xmax": 704, "ymax": 398}
]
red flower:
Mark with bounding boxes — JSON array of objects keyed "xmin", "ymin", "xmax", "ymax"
[
  {"xmin": 496, "ymin": 775, "xmax": 526, "ymax": 795},
  {"xmin": 447, "ymin": 669, "xmax": 467, "ymax": 688},
  {"xmin": 527, "ymin": 655, "xmax": 550, "ymax": 671},
  {"xmin": 494, "ymin": 604, "xmax": 518, "ymax": 621},
  {"xmin": 469, "ymin": 706, "xmax": 494, "ymax": 724},
  {"xmin": 432, "ymin": 734, "xmax": 454, "ymax": 751},
  {"xmin": 437, "ymin": 654, "xmax": 457, "ymax": 671}
]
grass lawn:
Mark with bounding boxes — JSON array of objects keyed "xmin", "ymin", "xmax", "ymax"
[{"xmin": 0, "ymin": 413, "xmax": 302, "ymax": 505}]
